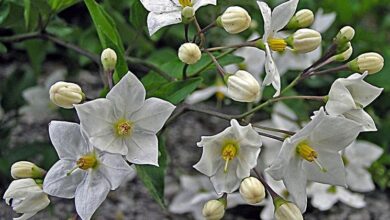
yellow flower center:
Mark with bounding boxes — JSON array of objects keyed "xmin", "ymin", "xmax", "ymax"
[
  {"xmin": 296, "ymin": 141, "xmax": 327, "ymax": 172},
  {"xmin": 77, "ymin": 154, "xmax": 97, "ymax": 170},
  {"xmin": 114, "ymin": 119, "xmax": 133, "ymax": 137},
  {"xmin": 215, "ymin": 91, "xmax": 225, "ymax": 101},
  {"xmin": 221, "ymin": 142, "xmax": 239, "ymax": 173},
  {"xmin": 179, "ymin": 0, "xmax": 192, "ymax": 7},
  {"xmin": 267, "ymin": 38, "xmax": 287, "ymax": 52},
  {"xmin": 327, "ymin": 185, "xmax": 337, "ymax": 194}
]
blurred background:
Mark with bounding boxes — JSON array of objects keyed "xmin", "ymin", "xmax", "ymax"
[{"xmin": 0, "ymin": 0, "xmax": 389, "ymax": 219}]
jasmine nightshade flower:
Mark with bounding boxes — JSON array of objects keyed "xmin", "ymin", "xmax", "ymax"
[
  {"xmin": 169, "ymin": 175, "xmax": 245, "ymax": 220},
  {"xmin": 343, "ymin": 140, "xmax": 383, "ymax": 192},
  {"xmin": 257, "ymin": 0, "xmax": 299, "ymax": 97},
  {"xmin": 325, "ymin": 72, "xmax": 383, "ymax": 132},
  {"xmin": 307, "ymin": 182, "xmax": 365, "ymax": 211},
  {"xmin": 194, "ymin": 119, "xmax": 262, "ymax": 194},
  {"xmin": 75, "ymin": 71, "xmax": 175, "ymax": 166},
  {"xmin": 3, "ymin": 178, "xmax": 50, "ymax": 220},
  {"xmin": 140, "ymin": 0, "xmax": 217, "ymax": 36},
  {"xmin": 184, "ymin": 82, "xmax": 228, "ymax": 104},
  {"xmin": 266, "ymin": 108, "xmax": 362, "ymax": 212},
  {"xmin": 43, "ymin": 121, "xmax": 133, "ymax": 220}
]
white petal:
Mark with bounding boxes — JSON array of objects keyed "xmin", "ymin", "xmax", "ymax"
[
  {"xmin": 343, "ymin": 73, "xmax": 383, "ymax": 107},
  {"xmin": 345, "ymin": 140, "xmax": 383, "ymax": 166},
  {"xmin": 43, "ymin": 160, "xmax": 85, "ymax": 198},
  {"xmin": 125, "ymin": 132, "xmax": 159, "ymax": 166},
  {"xmin": 271, "ymin": 0, "xmax": 299, "ymax": 32},
  {"xmin": 257, "ymin": 1, "xmax": 272, "ymax": 40},
  {"xmin": 107, "ymin": 71, "xmax": 146, "ymax": 118},
  {"xmin": 226, "ymin": 193, "xmax": 246, "ymax": 208},
  {"xmin": 260, "ymin": 198, "xmax": 275, "ymax": 220},
  {"xmin": 192, "ymin": 0, "xmax": 217, "ymax": 11},
  {"xmin": 147, "ymin": 11, "xmax": 182, "ymax": 36},
  {"xmin": 337, "ymin": 187, "xmax": 366, "ymax": 208},
  {"xmin": 343, "ymin": 109, "xmax": 377, "ymax": 132},
  {"xmin": 193, "ymin": 143, "xmax": 223, "ymax": 177},
  {"xmin": 272, "ymin": 102, "xmax": 299, "ymax": 131},
  {"xmin": 140, "ymin": 0, "xmax": 180, "ymax": 12},
  {"xmin": 326, "ymin": 80, "xmax": 357, "ymax": 115},
  {"xmin": 13, "ymin": 193, "xmax": 50, "ymax": 214},
  {"xmin": 75, "ymin": 171, "xmax": 111, "ymax": 220},
  {"xmin": 131, "ymin": 97, "xmax": 175, "ymax": 133},
  {"xmin": 309, "ymin": 183, "xmax": 338, "ymax": 211},
  {"xmin": 14, "ymin": 212, "xmax": 37, "ymax": 220},
  {"xmin": 185, "ymin": 86, "xmax": 219, "ymax": 104},
  {"xmin": 311, "ymin": 9, "xmax": 336, "ymax": 33},
  {"xmin": 263, "ymin": 45, "xmax": 281, "ymax": 97},
  {"xmin": 266, "ymin": 138, "xmax": 295, "ymax": 181},
  {"xmin": 98, "ymin": 152, "xmax": 134, "ymax": 189},
  {"xmin": 346, "ymin": 165, "xmax": 375, "ymax": 192},
  {"xmin": 210, "ymin": 160, "xmax": 241, "ymax": 194}
]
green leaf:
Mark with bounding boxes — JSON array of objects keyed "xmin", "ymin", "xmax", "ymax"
[
  {"xmin": 147, "ymin": 78, "xmax": 203, "ymax": 104},
  {"xmin": 0, "ymin": 42, "xmax": 7, "ymax": 54},
  {"xmin": 128, "ymin": 0, "xmax": 147, "ymax": 30},
  {"xmin": 0, "ymin": 2, "xmax": 11, "ymax": 25},
  {"xmin": 135, "ymin": 135, "xmax": 168, "ymax": 208},
  {"xmin": 48, "ymin": 0, "xmax": 80, "ymax": 12},
  {"xmin": 23, "ymin": 0, "xmax": 31, "ymax": 29}
]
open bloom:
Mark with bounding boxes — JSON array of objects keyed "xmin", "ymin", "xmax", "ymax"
[
  {"xmin": 266, "ymin": 108, "xmax": 362, "ymax": 212},
  {"xmin": 43, "ymin": 121, "xmax": 133, "ymax": 220},
  {"xmin": 3, "ymin": 178, "xmax": 50, "ymax": 220},
  {"xmin": 307, "ymin": 183, "xmax": 366, "ymax": 211},
  {"xmin": 194, "ymin": 119, "xmax": 262, "ymax": 194},
  {"xmin": 257, "ymin": 0, "xmax": 299, "ymax": 97},
  {"xmin": 343, "ymin": 140, "xmax": 383, "ymax": 192},
  {"xmin": 75, "ymin": 71, "xmax": 175, "ymax": 166},
  {"xmin": 325, "ymin": 72, "xmax": 383, "ymax": 132},
  {"xmin": 140, "ymin": 0, "xmax": 217, "ymax": 35}
]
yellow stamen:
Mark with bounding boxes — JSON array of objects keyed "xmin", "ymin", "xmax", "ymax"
[
  {"xmin": 221, "ymin": 142, "xmax": 239, "ymax": 173},
  {"xmin": 77, "ymin": 154, "xmax": 97, "ymax": 170},
  {"xmin": 296, "ymin": 142, "xmax": 327, "ymax": 172},
  {"xmin": 114, "ymin": 119, "xmax": 133, "ymax": 137},
  {"xmin": 179, "ymin": 0, "xmax": 192, "ymax": 7},
  {"xmin": 267, "ymin": 38, "xmax": 287, "ymax": 52},
  {"xmin": 215, "ymin": 91, "xmax": 225, "ymax": 101}
]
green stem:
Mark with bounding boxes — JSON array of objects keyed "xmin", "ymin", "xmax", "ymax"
[{"xmin": 190, "ymin": 49, "xmax": 236, "ymax": 76}]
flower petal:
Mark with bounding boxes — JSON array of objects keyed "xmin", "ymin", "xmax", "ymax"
[
  {"xmin": 271, "ymin": 0, "xmax": 299, "ymax": 32},
  {"xmin": 346, "ymin": 165, "xmax": 375, "ymax": 192},
  {"xmin": 311, "ymin": 9, "xmax": 336, "ymax": 33},
  {"xmin": 125, "ymin": 132, "xmax": 159, "ymax": 166},
  {"xmin": 308, "ymin": 183, "xmax": 338, "ymax": 211},
  {"xmin": 326, "ymin": 80, "xmax": 357, "ymax": 115},
  {"xmin": 210, "ymin": 160, "xmax": 241, "ymax": 194},
  {"xmin": 140, "ymin": 0, "xmax": 180, "ymax": 13},
  {"xmin": 193, "ymin": 142, "xmax": 223, "ymax": 177},
  {"xmin": 343, "ymin": 73, "xmax": 383, "ymax": 107},
  {"xmin": 147, "ymin": 11, "xmax": 182, "ymax": 36},
  {"xmin": 337, "ymin": 187, "xmax": 366, "ymax": 208},
  {"xmin": 345, "ymin": 140, "xmax": 383, "ymax": 167},
  {"xmin": 343, "ymin": 109, "xmax": 377, "ymax": 132},
  {"xmin": 98, "ymin": 152, "xmax": 134, "ymax": 190},
  {"xmin": 257, "ymin": 1, "xmax": 272, "ymax": 40},
  {"xmin": 263, "ymin": 45, "xmax": 281, "ymax": 97},
  {"xmin": 185, "ymin": 86, "xmax": 219, "ymax": 104},
  {"xmin": 192, "ymin": 0, "xmax": 217, "ymax": 11}
]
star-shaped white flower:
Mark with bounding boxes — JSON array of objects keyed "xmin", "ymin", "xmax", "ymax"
[
  {"xmin": 75, "ymin": 71, "xmax": 175, "ymax": 166},
  {"xmin": 169, "ymin": 175, "xmax": 245, "ymax": 220},
  {"xmin": 344, "ymin": 140, "xmax": 383, "ymax": 192},
  {"xmin": 43, "ymin": 121, "xmax": 134, "ymax": 220},
  {"xmin": 194, "ymin": 119, "xmax": 262, "ymax": 194},
  {"xmin": 266, "ymin": 108, "xmax": 362, "ymax": 212},
  {"xmin": 325, "ymin": 72, "xmax": 383, "ymax": 132},
  {"xmin": 141, "ymin": 0, "xmax": 217, "ymax": 36},
  {"xmin": 307, "ymin": 182, "xmax": 366, "ymax": 211},
  {"xmin": 257, "ymin": 0, "xmax": 299, "ymax": 97}
]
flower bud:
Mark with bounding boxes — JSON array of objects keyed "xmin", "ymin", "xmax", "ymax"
[
  {"xmin": 178, "ymin": 43, "xmax": 202, "ymax": 65},
  {"xmin": 332, "ymin": 43, "xmax": 353, "ymax": 62},
  {"xmin": 335, "ymin": 26, "xmax": 355, "ymax": 45},
  {"xmin": 11, "ymin": 161, "xmax": 46, "ymax": 179},
  {"xmin": 182, "ymin": 6, "xmax": 195, "ymax": 20},
  {"xmin": 287, "ymin": 9, "xmax": 314, "ymax": 29},
  {"xmin": 227, "ymin": 70, "xmax": 261, "ymax": 103},
  {"xmin": 274, "ymin": 199, "xmax": 303, "ymax": 220},
  {"xmin": 239, "ymin": 177, "xmax": 266, "ymax": 204},
  {"xmin": 202, "ymin": 199, "xmax": 225, "ymax": 220},
  {"xmin": 219, "ymin": 6, "xmax": 251, "ymax": 34},
  {"xmin": 348, "ymin": 52, "xmax": 384, "ymax": 74},
  {"xmin": 101, "ymin": 48, "xmax": 117, "ymax": 72},
  {"xmin": 49, "ymin": 82, "xmax": 84, "ymax": 109},
  {"xmin": 287, "ymin": 28, "xmax": 322, "ymax": 53}
]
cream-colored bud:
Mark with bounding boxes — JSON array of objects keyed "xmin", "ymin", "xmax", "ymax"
[
  {"xmin": 182, "ymin": 6, "xmax": 195, "ymax": 19},
  {"xmin": 227, "ymin": 70, "xmax": 261, "ymax": 103},
  {"xmin": 275, "ymin": 202, "xmax": 303, "ymax": 220},
  {"xmin": 239, "ymin": 177, "xmax": 266, "ymax": 204},
  {"xmin": 202, "ymin": 200, "xmax": 225, "ymax": 220},
  {"xmin": 348, "ymin": 52, "xmax": 384, "ymax": 74},
  {"xmin": 287, "ymin": 9, "xmax": 314, "ymax": 29},
  {"xmin": 333, "ymin": 43, "xmax": 353, "ymax": 61},
  {"xmin": 335, "ymin": 26, "xmax": 355, "ymax": 44},
  {"xmin": 11, "ymin": 161, "xmax": 46, "ymax": 179},
  {"xmin": 178, "ymin": 43, "xmax": 202, "ymax": 65},
  {"xmin": 290, "ymin": 28, "xmax": 322, "ymax": 53},
  {"xmin": 101, "ymin": 48, "xmax": 117, "ymax": 71},
  {"xmin": 49, "ymin": 82, "xmax": 84, "ymax": 109},
  {"xmin": 220, "ymin": 6, "xmax": 251, "ymax": 34}
]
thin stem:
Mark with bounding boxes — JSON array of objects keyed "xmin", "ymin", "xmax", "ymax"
[
  {"xmin": 253, "ymin": 125, "xmax": 295, "ymax": 136},
  {"xmin": 190, "ymin": 48, "xmax": 236, "ymax": 76},
  {"xmin": 125, "ymin": 57, "xmax": 176, "ymax": 82},
  {"xmin": 307, "ymin": 64, "xmax": 349, "ymax": 77},
  {"xmin": 204, "ymin": 41, "xmax": 255, "ymax": 52},
  {"xmin": 256, "ymin": 131, "xmax": 285, "ymax": 142},
  {"xmin": 0, "ymin": 32, "xmax": 41, "ymax": 42},
  {"xmin": 186, "ymin": 105, "xmax": 233, "ymax": 120},
  {"xmin": 253, "ymin": 169, "xmax": 279, "ymax": 199},
  {"xmin": 200, "ymin": 21, "xmax": 217, "ymax": 33},
  {"xmin": 182, "ymin": 64, "xmax": 189, "ymax": 80},
  {"xmin": 205, "ymin": 51, "xmax": 226, "ymax": 78},
  {"xmin": 193, "ymin": 17, "xmax": 205, "ymax": 48}
]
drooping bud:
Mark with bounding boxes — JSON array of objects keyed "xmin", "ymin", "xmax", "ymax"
[
  {"xmin": 331, "ymin": 43, "xmax": 353, "ymax": 62},
  {"xmin": 182, "ymin": 6, "xmax": 195, "ymax": 21},
  {"xmin": 239, "ymin": 177, "xmax": 266, "ymax": 204},
  {"xmin": 286, "ymin": 9, "xmax": 314, "ymax": 29},
  {"xmin": 286, "ymin": 28, "xmax": 322, "ymax": 53},
  {"xmin": 49, "ymin": 82, "xmax": 85, "ymax": 109},
  {"xmin": 335, "ymin": 26, "xmax": 355, "ymax": 45},
  {"xmin": 347, "ymin": 52, "xmax": 384, "ymax": 74},
  {"xmin": 11, "ymin": 161, "xmax": 46, "ymax": 179},
  {"xmin": 178, "ymin": 43, "xmax": 202, "ymax": 65},
  {"xmin": 227, "ymin": 70, "xmax": 261, "ymax": 103},
  {"xmin": 101, "ymin": 48, "xmax": 117, "ymax": 72},
  {"xmin": 202, "ymin": 199, "xmax": 225, "ymax": 220},
  {"xmin": 219, "ymin": 6, "xmax": 251, "ymax": 34},
  {"xmin": 274, "ymin": 200, "xmax": 303, "ymax": 220}
]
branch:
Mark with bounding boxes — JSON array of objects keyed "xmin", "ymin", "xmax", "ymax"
[{"xmin": 125, "ymin": 57, "xmax": 176, "ymax": 82}]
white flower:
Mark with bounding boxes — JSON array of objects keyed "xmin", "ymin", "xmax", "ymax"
[
  {"xmin": 169, "ymin": 175, "xmax": 245, "ymax": 220},
  {"xmin": 344, "ymin": 140, "xmax": 383, "ymax": 192},
  {"xmin": 49, "ymin": 81, "xmax": 84, "ymax": 109},
  {"xmin": 325, "ymin": 72, "xmax": 383, "ymax": 132},
  {"xmin": 43, "ymin": 121, "xmax": 134, "ymax": 220},
  {"xmin": 257, "ymin": 0, "xmax": 299, "ymax": 97},
  {"xmin": 141, "ymin": 0, "xmax": 217, "ymax": 35},
  {"xmin": 266, "ymin": 108, "xmax": 362, "ymax": 212},
  {"xmin": 75, "ymin": 71, "xmax": 175, "ymax": 166},
  {"xmin": 194, "ymin": 119, "xmax": 262, "ymax": 194},
  {"xmin": 3, "ymin": 178, "xmax": 50, "ymax": 220},
  {"xmin": 227, "ymin": 70, "xmax": 261, "ymax": 103},
  {"xmin": 184, "ymin": 83, "xmax": 228, "ymax": 104},
  {"xmin": 307, "ymin": 182, "xmax": 366, "ymax": 211}
]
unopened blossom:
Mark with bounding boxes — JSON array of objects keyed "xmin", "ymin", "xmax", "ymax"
[
  {"xmin": 267, "ymin": 108, "xmax": 362, "ymax": 211},
  {"xmin": 348, "ymin": 52, "xmax": 384, "ymax": 74},
  {"xmin": 178, "ymin": 43, "xmax": 202, "ymax": 65},
  {"xmin": 11, "ymin": 161, "xmax": 46, "ymax": 180},
  {"xmin": 194, "ymin": 119, "xmax": 262, "ymax": 194},
  {"xmin": 49, "ymin": 82, "xmax": 84, "ymax": 109},
  {"xmin": 307, "ymin": 183, "xmax": 365, "ymax": 211},
  {"xmin": 257, "ymin": 0, "xmax": 299, "ymax": 97},
  {"xmin": 334, "ymin": 26, "xmax": 355, "ymax": 45},
  {"xmin": 344, "ymin": 140, "xmax": 383, "ymax": 192},
  {"xmin": 101, "ymin": 48, "xmax": 117, "ymax": 72},
  {"xmin": 43, "ymin": 121, "xmax": 133, "ymax": 220},
  {"xmin": 274, "ymin": 200, "xmax": 303, "ymax": 220},
  {"xmin": 75, "ymin": 71, "xmax": 175, "ymax": 166},
  {"xmin": 325, "ymin": 73, "xmax": 383, "ymax": 132},
  {"xmin": 286, "ymin": 9, "xmax": 314, "ymax": 29},
  {"xmin": 140, "ymin": 0, "xmax": 217, "ymax": 35},
  {"xmin": 3, "ymin": 178, "xmax": 50, "ymax": 220},
  {"xmin": 169, "ymin": 175, "xmax": 245, "ymax": 220},
  {"xmin": 220, "ymin": 6, "xmax": 251, "ymax": 34},
  {"xmin": 239, "ymin": 177, "xmax": 266, "ymax": 204},
  {"xmin": 227, "ymin": 70, "xmax": 261, "ymax": 102},
  {"xmin": 202, "ymin": 199, "xmax": 225, "ymax": 220},
  {"xmin": 288, "ymin": 28, "xmax": 322, "ymax": 53}
]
